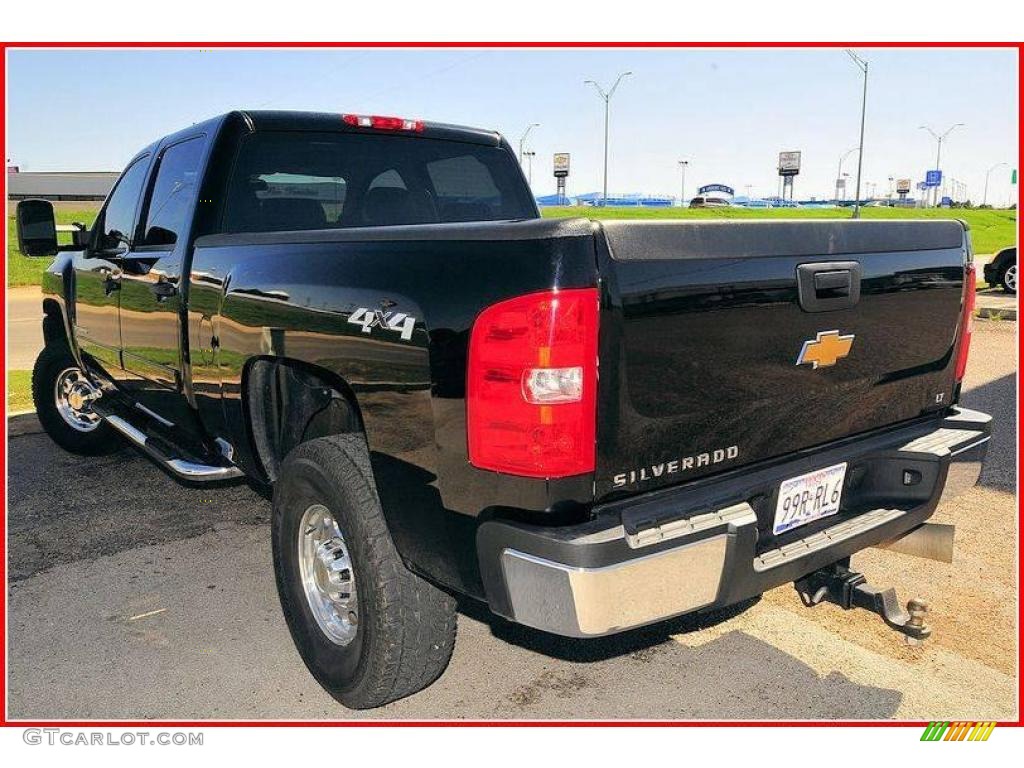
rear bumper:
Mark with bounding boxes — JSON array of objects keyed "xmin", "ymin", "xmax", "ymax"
[{"xmin": 477, "ymin": 407, "xmax": 991, "ymax": 637}]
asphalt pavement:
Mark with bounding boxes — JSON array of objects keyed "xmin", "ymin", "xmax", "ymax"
[
  {"xmin": 5, "ymin": 321, "xmax": 1018, "ymax": 720},
  {"xmin": 7, "ymin": 287, "xmax": 46, "ymax": 372}
]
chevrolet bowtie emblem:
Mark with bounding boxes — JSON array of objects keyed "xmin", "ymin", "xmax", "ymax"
[{"xmin": 796, "ymin": 330, "xmax": 855, "ymax": 369}]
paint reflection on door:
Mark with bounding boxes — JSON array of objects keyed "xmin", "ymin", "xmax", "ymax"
[{"xmin": 75, "ymin": 155, "xmax": 151, "ymax": 376}]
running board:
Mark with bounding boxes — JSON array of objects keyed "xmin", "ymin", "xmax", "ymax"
[{"xmin": 105, "ymin": 415, "xmax": 244, "ymax": 482}]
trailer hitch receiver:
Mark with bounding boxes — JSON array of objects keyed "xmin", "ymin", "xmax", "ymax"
[{"xmin": 794, "ymin": 561, "xmax": 932, "ymax": 644}]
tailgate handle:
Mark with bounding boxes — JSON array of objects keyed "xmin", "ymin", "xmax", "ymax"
[
  {"xmin": 814, "ymin": 270, "xmax": 851, "ymax": 296},
  {"xmin": 797, "ymin": 261, "xmax": 861, "ymax": 312}
]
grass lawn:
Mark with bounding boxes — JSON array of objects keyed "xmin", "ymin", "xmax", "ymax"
[
  {"xmin": 7, "ymin": 203, "xmax": 100, "ymax": 287},
  {"xmin": 7, "ymin": 370, "xmax": 33, "ymax": 412},
  {"xmin": 542, "ymin": 205, "xmax": 1017, "ymax": 257},
  {"xmin": 6, "ymin": 203, "xmax": 1015, "ymax": 287}
]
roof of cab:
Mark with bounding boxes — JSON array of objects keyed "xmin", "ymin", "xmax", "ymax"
[{"xmin": 235, "ymin": 110, "xmax": 504, "ymax": 147}]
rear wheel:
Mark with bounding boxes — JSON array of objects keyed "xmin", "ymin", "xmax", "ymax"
[
  {"xmin": 31, "ymin": 343, "xmax": 119, "ymax": 455},
  {"xmin": 272, "ymin": 434, "xmax": 457, "ymax": 709},
  {"xmin": 1000, "ymin": 262, "xmax": 1016, "ymax": 294}
]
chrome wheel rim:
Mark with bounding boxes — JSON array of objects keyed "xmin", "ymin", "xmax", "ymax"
[
  {"xmin": 1005, "ymin": 264, "xmax": 1016, "ymax": 292},
  {"xmin": 298, "ymin": 504, "xmax": 359, "ymax": 646},
  {"xmin": 54, "ymin": 367, "xmax": 101, "ymax": 432}
]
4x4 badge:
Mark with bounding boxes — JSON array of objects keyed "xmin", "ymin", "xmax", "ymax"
[
  {"xmin": 348, "ymin": 307, "xmax": 416, "ymax": 341},
  {"xmin": 796, "ymin": 330, "xmax": 855, "ymax": 369}
]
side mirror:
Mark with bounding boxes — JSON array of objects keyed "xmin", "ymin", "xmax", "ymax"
[{"xmin": 15, "ymin": 199, "xmax": 59, "ymax": 257}]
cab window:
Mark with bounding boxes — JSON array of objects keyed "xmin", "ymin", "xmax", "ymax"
[
  {"xmin": 221, "ymin": 131, "xmax": 534, "ymax": 233},
  {"xmin": 97, "ymin": 156, "xmax": 149, "ymax": 252},
  {"xmin": 142, "ymin": 137, "xmax": 204, "ymax": 247}
]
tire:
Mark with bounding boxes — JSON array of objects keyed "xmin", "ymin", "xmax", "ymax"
[
  {"xmin": 272, "ymin": 434, "xmax": 457, "ymax": 709},
  {"xmin": 31, "ymin": 343, "xmax": 119, "ymax": 455},
  {"xmin": 1000, "ymin": 262, "xmax": 1016, "ymax": 294}
]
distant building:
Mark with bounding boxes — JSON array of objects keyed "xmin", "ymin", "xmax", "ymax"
[
  {"xmin": 574, "ymin": 192, "xmax": 675, "ymax": 207},
  {"xmin": 535, "ymin": 193, "xmax": 576, "ymax": 206},
  {"xmin": 7, "ymin": 171, "xmax": 119, "ymax": 201}
]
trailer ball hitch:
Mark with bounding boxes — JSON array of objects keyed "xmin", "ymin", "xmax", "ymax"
[{"xmin": 794, "ymin": 562, "xmax": 932, "ymax": 644}]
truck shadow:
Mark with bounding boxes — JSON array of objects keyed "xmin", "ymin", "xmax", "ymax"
[
  {"xmin": 493, "ymin": 624, "xmax": 903, "ymax": 719},
  {"xmin": 460, "ymin": 584, "xmax": 906, "ymax": 718},
  {"xmin": 6, "ymin": 431, "xmax": 271, "ymax": 582},
  {"xmin": 8, "ymin": 430, "xmax": 906, "ymax": 719},
  {"xmin": 497, "ymin": 626, "xmax": 905, "ymax": 720},
  {"xmin": 458, "ymin": 591, "xmax": 764, "ymax": 663},
  {"xmin": 958, "ymin": 370, "xmax": 1015, "ymax": 492}
]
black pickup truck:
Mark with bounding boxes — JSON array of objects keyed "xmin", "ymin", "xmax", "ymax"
[{"xmin": 17, "ymin": 110, "xmax": 990, "ymax": 709}]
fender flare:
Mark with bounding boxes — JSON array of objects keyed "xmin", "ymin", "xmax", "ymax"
[{"xmin": 242, "ymin": 357, "xmax": 364, "ymax": 483}]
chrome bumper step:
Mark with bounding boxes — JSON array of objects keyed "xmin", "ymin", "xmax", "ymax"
[
  {"xmin": 484, "ymin": 406, "xmax": 990, "ymax": 638},
  {"xmin": 754, "ymin": 508, "xmax": 905, "ymax": 571}
]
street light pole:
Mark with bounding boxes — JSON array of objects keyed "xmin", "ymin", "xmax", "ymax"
[
  {"xmin": 836, "ymin": 147, "xmax": 858, "ymax": 204},
  {"xmin": 983, "ymin": 162, "xmax": 1007, "ymax": 207},
  {"xmin": 678, "ymin": 160, "xmax": 689, "ymax": 207},
  {"xmin": 845, "ymin": 49, "xmax": 869, "ymax": 219},
  {"xmin": 585, "ymin": 71, "xmax": 632, "ymax": 207},
  {"xmin": 518, "ymin": 123, "xmax": 539, "ymax": 164},
  {"xmin": 920, "ymin": 123, "xmax": 964, "ymax": 207},
  {"xmin": 524, "ymin": 151, "xmax": 536, "ymax": 187}
]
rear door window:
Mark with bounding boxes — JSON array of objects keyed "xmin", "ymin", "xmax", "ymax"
[
  {"xmin": 142, "ymin": 136, "xmax": 205, "ymax": 247},
  {"xmin": 221, "ymin": 131, "xmax": 533, "ymax": 233}
]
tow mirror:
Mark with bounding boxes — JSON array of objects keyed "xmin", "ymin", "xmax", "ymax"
[{"xmin": 15, "ymin": 199, "xmax": 59, "ymax": 257}]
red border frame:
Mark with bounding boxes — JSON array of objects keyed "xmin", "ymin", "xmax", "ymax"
[{"xmin": 1, "ymin": 40, "xmax": 1021, "ymax": 729}]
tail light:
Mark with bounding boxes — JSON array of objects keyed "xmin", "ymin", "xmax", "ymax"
[
  {"xmin": 954, "ymin": 263, "xmax": 976, "ymax": 382},
  {"xmin": 342, "ymin": 113, "xmax": 424, "ymax": 132},
  {"xmin": 467, "ymin": 288, "xmax": 600, "ymax": 478}
]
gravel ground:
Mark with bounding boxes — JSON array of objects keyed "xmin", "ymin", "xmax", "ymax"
[{"xmin": 5, "ymin": 320, "xmax": 1017, "ymax": 720}]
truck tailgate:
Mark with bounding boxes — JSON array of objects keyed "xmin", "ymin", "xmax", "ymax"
[{"xmin": 595, "ymin": 219, "xmax": 969, "ymax": 498}]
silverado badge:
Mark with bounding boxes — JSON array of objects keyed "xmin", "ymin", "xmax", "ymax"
[{"xmin": 796, "ymin": 330, "xmax": 855, "ymax": 369}]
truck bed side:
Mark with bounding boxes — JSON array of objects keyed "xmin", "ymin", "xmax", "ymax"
[{"xmin": 188, "ymin": 218, "xmax": 598, "ymax": 596}]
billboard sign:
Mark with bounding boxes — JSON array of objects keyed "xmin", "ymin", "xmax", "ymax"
[
  {"xmin": 778, "ymin": 151, "xmax": 801, "ymax": 176},
  {"xmin": 698, "ymin": 183, "xmax": 734, "ymax": 196},
  {"xmin": 896, "ymin": 178, "xmax": 912, "ymax": 194},
  {"xmin": 836, "ymin": 177, "xmax": 846, "ymax": 190},
  {"xmin": 925, "ymin": 170, "xmax": 942, "ymax": 187},
  {"xmin": 553, "ymin": 153, "xmax": 570, "ymax": 178}
]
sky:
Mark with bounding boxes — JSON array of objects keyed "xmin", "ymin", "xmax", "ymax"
[{"xmin": 5, "ymin": 48, "xmax": 1019, "ymax": 204}]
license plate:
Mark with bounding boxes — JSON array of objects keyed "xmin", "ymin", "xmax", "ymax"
[{"xmin": 772, "ymin": 462, "xmax": 847, "ymax": 536}]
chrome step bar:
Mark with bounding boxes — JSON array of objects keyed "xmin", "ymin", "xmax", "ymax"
[
  {"xmin": 754, "ymin": 508, "xmax": 906, "ymax": 572},
  {"xmin": 105, "ymin": 415, "xmax": 244, "ymax": 482}
]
